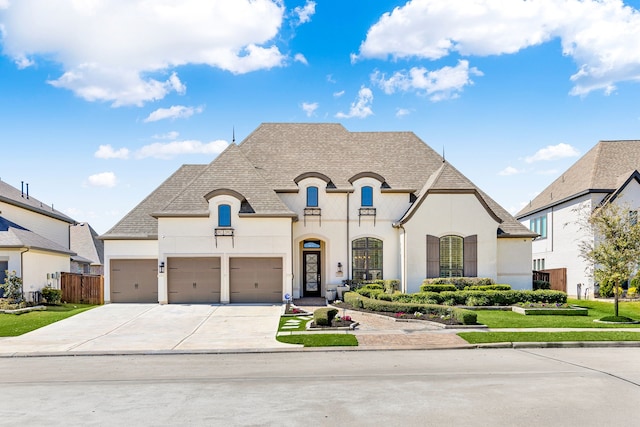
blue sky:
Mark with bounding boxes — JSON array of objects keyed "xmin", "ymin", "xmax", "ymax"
[{"xmin": 2, "ymin": 0, "xmax": 640, "ymax": 234}]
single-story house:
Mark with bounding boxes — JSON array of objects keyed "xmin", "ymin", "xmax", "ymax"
[
  {"xmin": 101, "ymin": 123, "xmax": 536, "ymax": 304},
  {"xmin": 517, "ymin": 140, "xmax": 640, "ymax": 297}
]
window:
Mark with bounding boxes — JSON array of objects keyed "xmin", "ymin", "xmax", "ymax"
[
  {"xmin": 361, "ymin": 186, "xmax": 373, "ymax": 207},
  {"xmin": 439, "ymin": 235, "xmax": 464, "ymax": 277},
  {"xmin": 630, "ymin": 210, "xmax": 638, "ymax": 226},
  {"xmin": 306, "ymin": 186, "xmax": 318, "ymax": 207},
  {"xmin": 218, "ymin": 204, "xmax": 231, "ymax": 227},
  {"xmin": 303, "ymin": 240, "xmax": 321, "ymax": 249},
  {"xmin": 352, "ymin": 237, "xmax": 383, "ymax": 281},
  {"xmin": 529, "ymin": 215, "xmax": 547, "ymax": 239}
]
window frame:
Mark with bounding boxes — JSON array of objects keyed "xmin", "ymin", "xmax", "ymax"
[
  {"xmin": 361, "ymin": 186, "xmax": 373, "ymax": 207},
  {"xmin": 306, "ymin": 186, "xmax": 319, "ymax": 207},
  {"xmin": 218, "ymin": 204, "xmax": 232, "ymax": 227},
  {"xmin": 352, "ymin": 237, "xmax": 383, "ymax": 281},
  {"xmin": 439, "ymin": 235, "xmax": 464, "ymax": 277},
  {"xmin": 529, "ymin": 215, "xmax": 547, "ymax": 239}
]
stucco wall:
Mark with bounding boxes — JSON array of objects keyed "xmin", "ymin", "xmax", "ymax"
[
  {"xmin": 402, "ymin": 192, "xmax": 501, "ymax": 293},
  {"xmin": 0, "ymin": 201, "xmax": 71, "ymax": 249},
  {"xmin": 497, "ymin": 237, "xmax": 533, "ymax": 290},
  {"xmin": 22, "ymin": 249, "xmax": 70, "ymax": 295}
]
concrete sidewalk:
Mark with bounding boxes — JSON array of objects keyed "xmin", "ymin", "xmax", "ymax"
[{"xmin": 0, "ymin": 304, "xmax": 294, "ymax": 356}]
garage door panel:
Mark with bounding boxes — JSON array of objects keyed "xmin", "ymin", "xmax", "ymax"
[
  {"xmin": 230, "ymin": 257, "xmax": 282, "ymax": 303},
  {"xmin": 168, "ymin": 257, "xmax": 221, "ymax": 304},
  {"xmin": 110, "ymin": 259, "xmax": 158, "ymax": 303}
]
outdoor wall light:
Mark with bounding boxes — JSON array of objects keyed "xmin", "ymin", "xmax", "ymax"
[
  {"xmin": 159, "ymin": 261, "xmax": 165, "ymax": 274},
  {"xmin": 337, "ymin": 262, "xmax": 343, "ymax": 274}
]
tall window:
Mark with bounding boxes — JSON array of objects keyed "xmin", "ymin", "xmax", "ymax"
[
  {"xmin": 529, "ymin": 215, "xmax": 547, "ymax": 239},
  {"xmin": 361, "ymin": 186, "xmax": 373, "ymax": 207},
  {"xmin": 440, "ymin": 235, "xmax": 464, "ymax": 277},
  {"xmin": 630, "ymin": 210, "xmax": 638, "ymax": 226},
  {"xmin": 306, "ymin": 186, "xmax": 318, "ymax": 207},
  {"xmin": 218, "ymin": 204, "xmax": 231, "ymax": 227},
  {"xmin": 352, "ymin": 237, "xmax": 383, "ymax": 281}
]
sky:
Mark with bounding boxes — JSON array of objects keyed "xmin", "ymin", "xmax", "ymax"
[{"xmin": 2, "ymin": 0, "xmax": 640, "ymax": 234}]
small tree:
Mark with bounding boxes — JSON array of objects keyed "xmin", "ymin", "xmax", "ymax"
[
  {"xmin": 578, "ymin": 203, "xmax": 640, "ymax": 318},
  {"xmin": 1, "ymin": 270, "xmax": 24, "ymax": 303}
]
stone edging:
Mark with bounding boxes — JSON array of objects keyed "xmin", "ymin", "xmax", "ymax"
[{"xmin": 0, "ymin": 305, "xmax": 46, "ymax": 315}]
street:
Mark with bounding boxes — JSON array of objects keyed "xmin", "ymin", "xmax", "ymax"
[{"xmin": 1, "ymin": 348, "xmax": 638, "ymax": 426}]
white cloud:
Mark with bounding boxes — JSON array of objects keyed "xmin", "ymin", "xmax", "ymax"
[
  {"xmin": 327, "ymin": 74, "xmax": 336, "ymax": 83},
  {"xmin": 144, "ymin": 105, "xmax": 204, "ymax": 123},
  {"xmin": 88, "ymin": 172, "xmax": 117, "ymax": 188},
  {"xmin": 372, "ymin": 60, "xmax": 483, "ymax": 101},
  {"xmin": 152, "ymin": 131, "xmax": 180, "ymax": 140},
  {"xmin": 301, "ymin": 102, "xmax": 318, "ymax": 117},
  {"xmin": 333, "ymin": 90, "xmax": 345, "ymax": 98},
  {"xmin": 0, "ymin": 0, "xmax": 8, "ymax": 9},
  {"xmin": 525, "ymin": 143, "xmax": 580, "ymax": 163},
  {"xmin": 396, "ymin": 108, "xmax": 411, "ymax": 118},
  {"xmin": 335, "ymin": 86, "xmax": 374, "ymax": 119},
  {"xmin": 1, "ymin": 0, "xmax": 286, "ymax": 106},
  {"xmin": 293, "ymin": 1, "xmax": 316, "ymax": 25},
  {"xmin": 294, "ymin": 53, "xmax": 308, "ymax": 65},
  {"xmin": 135, "ymin": 139, "xmax": 229, "ymax": 160},
  {"xmin": 498, "ymin": 166, "xmax": 521, "ymax": 176},
  {"xmin": 358, "ymin": 0, "xmax": 640, "ymax": 96},
  {"xmin": 95, "ymin": 144, "xmax": 130, "ymax": 160}
]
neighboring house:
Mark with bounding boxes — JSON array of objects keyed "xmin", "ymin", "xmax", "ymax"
[
  {"xmin": 516, "ymin": 140, "xmax": 640, "ymax": 297},
  {"xmin": 0, "ymin": 179, "xmax": 76, "ymax": 300},
  {"xmin": 70, "ymin": 223, "xmax": 104, "ymax": 275},
  {"xmin": 101, "ymin": 123, "xmax": 535, "ymax": 304}
]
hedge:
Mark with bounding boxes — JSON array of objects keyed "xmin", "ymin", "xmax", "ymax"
[
  {"xmin": 313, "ymin": 307, "xmax": 339, "ymax": 326},
  {"xmin": 465, "ymin": 284, "xmax": 511, "ymax": 291},
  {"xmin": 390, "ymin": 289, "xmax": 567, "ymax": 307},
  {"xmin": 420, "ymin": 284, "xmax": 457, "ymax": 293},
  {"xmin": 533, "ymin": 280, "xmax": 551, "ymax": 290},
  {"xmin": 421, "ymin": 277, "xmax": 494, "ymax": 290},
  {"xmin": 344, "ymin": 292, "xmax": 477, "ymax": 325}
]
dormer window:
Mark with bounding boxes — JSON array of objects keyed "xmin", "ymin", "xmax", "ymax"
[
  {"xmin": 361, "ymin": 186, "xmax": 373, "ymax": 207},
  {"xmin": 306, "ymin": 186, "xmax": 319, "ymax": 207},
  {"xmin": 218, "ymin": 204, "xmax": 231, "ymax": 227}
]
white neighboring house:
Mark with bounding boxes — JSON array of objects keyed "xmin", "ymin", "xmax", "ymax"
[
  {"xmin": 0, "ymin": 180, "xmax": 76, "ymax": 299},
  {"xmin": 101, "ymin": 123, "xmax": 536, "ymax": 304},
  {"xmin": 516, "ymin": 140, "xmax": 640, "ymax": 297}
]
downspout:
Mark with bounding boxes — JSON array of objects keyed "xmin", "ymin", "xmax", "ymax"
[
  {"xmin": 290, "ymin": 219, "xmax": 295, "ymax": 299},
  {"xmin": 346, "ymin": 192, "xmax": 350, "ymax": 281},
  {"xmin": 20, "ymin": 247, "xmax": 29, "ymax": 302}
]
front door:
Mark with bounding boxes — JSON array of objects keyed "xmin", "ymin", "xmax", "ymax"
[{"xmin": 303, "ymin": 251, "xmax": 321, "ymax": 297}]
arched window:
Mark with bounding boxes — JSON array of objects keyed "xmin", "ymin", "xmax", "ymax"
[
  {"xmin": 218, "ymin": 204, "xmax": 231, "ymax": 227},
  {"xmin": 352, "ymin": 237, "xmax": 383, "ymax": 281},
  {"xmin": 440, "ymin": 235, "xmax": 463, "ymax": 277},
  {"xmin": 361, "ymin": 186, "xmax": 373, "ymax": 207},
  {"xmin": 306, "ymin": 186, "xmax": 318, "ymax": 207}
]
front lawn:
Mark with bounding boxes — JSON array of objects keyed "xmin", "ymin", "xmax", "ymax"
[
  {"xmin": 459, "ymin": 331, "xmax": 640, "ymax": 344},
  {"xmin": 0, "ymin": 304, "xmax": 96, "ymax": 336},
  {"xmin": 276, "ymin": 334, "xmax": 358, "ymax": 347},
  {"xmin": 474, "ymin": 298, "xmax": 640, "ymax": 328}
]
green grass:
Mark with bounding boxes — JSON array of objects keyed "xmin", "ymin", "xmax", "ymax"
[
  {"xmin": 474, "ymin": 298, "xmax": 640, "ymax": 328},
  {"xmin": 459, "ymin": 331, "xmax": 640, "ymax": 344},
  {"xmin": 0, "ymin": 304, "xmax": 96, "ymax": 336},
  {"xmin": 276, "ymin": 334, "xmax": 358, "ymax": 347},
  {"xmin": 278, "ymin": 315, "xmax": 312, "ymax": 332}
]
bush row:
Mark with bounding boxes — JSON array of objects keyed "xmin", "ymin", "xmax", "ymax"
[
  {"xmin": 421, "ymin": 277, "xmax": 493, "ymax": 290},
  {"xmin": 387, "ymin": 290, "xmax": 567, "ymax": 307},
  {"xmin": 344, "ymin": 292, "xmax": 477, "ymax": 325},
  {"xmin": 420, "ymin": 283, "xmax": 512, "ymax": 292}
]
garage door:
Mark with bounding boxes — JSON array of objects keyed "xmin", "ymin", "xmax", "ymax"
[
  {"xmin": 168, "ymin": 257, "xmax": 221, "ymax": 304},
  {"xmin": 230, "ymin": 257, "xmax": 282, "ymax": 303},
  {"xmin": 110, "ymin": 259, "xmax": 158, "ymax": 303}
]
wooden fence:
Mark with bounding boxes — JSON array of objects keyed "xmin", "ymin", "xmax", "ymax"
[
  {"xmin": 60, "ymin": 272, "xmax": 104, "ymax": 305},
  {"xmin": 541, "ymin": 268, "xmax": 567, "ymax": 293}
]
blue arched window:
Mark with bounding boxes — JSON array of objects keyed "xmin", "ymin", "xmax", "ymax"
[
  {"xmin": 361, "ymin": 186, "xmax": 373, "ymax": 207},
  {"xmin": 306, "ymin": 186, "xmax": 319, "ymax": 207},
  {"xmin": 218, "ymin": 204, "xmax": 231, "ymax": 227}
]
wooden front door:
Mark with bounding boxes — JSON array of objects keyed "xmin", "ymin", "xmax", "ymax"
[{"xmin": 303, "ymin": 251, "xmax": 321, "ymax": 297}]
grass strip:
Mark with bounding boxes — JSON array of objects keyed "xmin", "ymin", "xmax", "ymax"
[
  {"xmin": 458, "ymin": 331, "xmax": 640, "ymax": 344},
  {"xmin": 277, "ymin": 334, "xmax": 358, "ymax": 347},
  {"xmin": 0, "ymin": 304, "xmax": 96, "ymax": 337},
  {"xmin": 278, "ymin": 315, "xmax": 312, "ymax": 332}
]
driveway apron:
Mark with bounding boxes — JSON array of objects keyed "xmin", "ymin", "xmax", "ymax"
[{"xmin": 0, "ymin": 304, "xmax": 291, "ymax": 355}]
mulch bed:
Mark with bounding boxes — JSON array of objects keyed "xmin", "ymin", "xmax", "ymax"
[{"xmin": 331, "ymin": 301, "xmax": 462, "ymax": 326}]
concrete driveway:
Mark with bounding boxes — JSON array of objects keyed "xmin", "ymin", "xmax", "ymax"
[{"xmin": 0, "ymin": 304, "xmax": 294, "ymax": 356}]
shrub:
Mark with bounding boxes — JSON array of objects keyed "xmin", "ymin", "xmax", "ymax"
[
  {"xmin": 532, "ymin": 280, "xmax": 551, "ymax": 290},
  {"xmin": 420, "ymin": 284, "xmax": 457, "ymax": 293},
  {"xmin": 313, "ymin": 307, "xmax": 338, "ymax": 326},
  {"xmin": 465, "ymin": 295, "xmax": 490, "ymax": 306},
  {"xmin": 344, "ymin": 291, "xmax": 363, "ymax": 308},
  {"xmin": 421, "ymin": 277, "xmax": 493, "ymax": 290},
  {"xmin": 1, "ymin": 270, "xmax": 23, "ymax": 303},
  {"xmin": 598, "ymin": 278, "xmax": 615, "ymax": 298},
  {"xmin": 627, "ymin": 286, "xmax": 638, "ymax": 297},
  {"xmin": 41, "ymin": 287, "xmax": 62, "ymax": 305},
  {"xmin": 466, "ymin": 284, "xmax": 512, "ymax": 291}
]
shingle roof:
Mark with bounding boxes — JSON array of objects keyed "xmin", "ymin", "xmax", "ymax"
[
  {"xmin": 517, "ymin": 140, "xmax": 640, "ymax": 218},
  {"xmin": 0, "ymin": 216, "xmax": 75, "ymax": 255},
  {"xmin": 102, "ymin": 123, "xmax": 530, "ymax": 238},
  {"xmin": 0, "ymin": 180, "xmax": 75, "ymax": 224},
  {"xmin": 70, "ymin": 223, "xmax": 104, "ymax": 265}
]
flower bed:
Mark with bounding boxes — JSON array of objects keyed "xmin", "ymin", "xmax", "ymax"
[{"xmin": 511, "ymin": 304, "xmax": 588, "ymax": 316}]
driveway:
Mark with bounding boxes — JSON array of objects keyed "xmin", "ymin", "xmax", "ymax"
[{"xmin": 0, "ymin": 304, "xmax": 293, "ymax": 356}]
